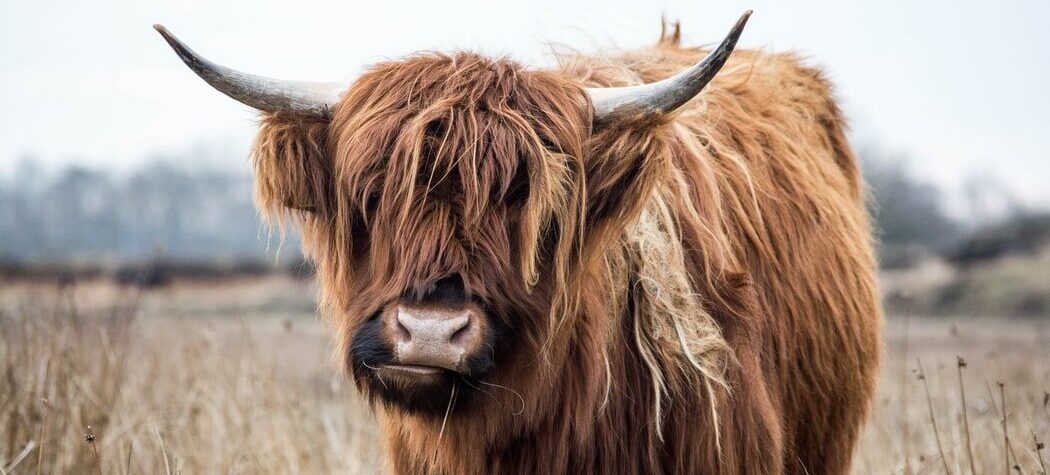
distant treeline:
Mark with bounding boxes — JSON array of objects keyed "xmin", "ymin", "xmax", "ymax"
[
  {"xmin": 0, "ymin": 157, "xmax": 298, "ymax": 265},
  {"xmin": 858, "ymin": 144, "xmax": 1046, "ymax": 267},
  {"xmin": 0, "ymin": 146, "xmax": 1044, "ymax": 270}
]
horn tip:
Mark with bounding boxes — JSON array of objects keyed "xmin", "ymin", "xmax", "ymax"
[
  {"xmin": 727, "ymin": 11, "xmax": 752, "ymax": 38},
  {"xmin": 153, "ymin": 24, "xmax": 178, "ymax": 45},
  {"xmin": 738, "ymin": 10, "xmax": 753, "ymax": 26},
  {"xmin": 153, "ymin": 24, "xmax": 189, "ymax": 59}
]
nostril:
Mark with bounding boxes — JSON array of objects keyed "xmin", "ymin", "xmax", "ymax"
[
  {"xmin": 394, "ymin": 307, "xmax": 475, "ymax": 347},
  {"xmin": 449, "ymin": 315, "xmax": 473, "ymax": 345},
  {"xmin": 394, "ymin": 312, "xmax": 412, "ymax": 343}
]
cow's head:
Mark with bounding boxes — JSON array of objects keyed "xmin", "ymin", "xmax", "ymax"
[{"xmin": 156, "ymin": 13, "xmax": 749, "ymax": 417}]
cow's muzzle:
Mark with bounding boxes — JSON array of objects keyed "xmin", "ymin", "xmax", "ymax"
[{"xmin": 382, "ymin": 304, "xmax": 484, "ymax": 373}]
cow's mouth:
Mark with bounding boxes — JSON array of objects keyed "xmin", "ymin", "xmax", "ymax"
[
  {"xmin": 381, "ymin": 363, "xmax": 443, "ymax": 375},
  {"xmin": 376, "ymin": 363, "xmax": 447, "ymax": 381}
]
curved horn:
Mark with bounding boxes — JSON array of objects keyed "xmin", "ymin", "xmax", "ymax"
[
  {"xmin": 153, "ymin": 24, "xmax": 343, "ymax": 119},
  {"xmin": 587, "ymin": 11, "xmax": 751, "ymax": 124}
]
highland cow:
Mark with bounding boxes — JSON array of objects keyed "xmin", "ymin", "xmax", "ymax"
[{"xmin": 156, "ymin": 11, "xmax": 881, "ymax": 474}]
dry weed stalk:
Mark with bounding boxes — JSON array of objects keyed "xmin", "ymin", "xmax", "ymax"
[
  {"xmin": 958, "ymin": 357, "xmax": 977, "ymax": 475},
  {"xmin": 86, "ymin": 425, "xmax": 103, "ymax": 475},
  {"xmin": 36, "ymin": 395, "xmax": 48, "ymax": 475},
  {"xmin": 1033, "ymin": 432, "xmax": 1046, "ymax": 475},
  {"xmin": 999, "ymin": 381, "xmax": 1026, "ymax": 474},
  {"xmin": 917, "ymin": 358, "xmax": 951, "ymax": 475}
]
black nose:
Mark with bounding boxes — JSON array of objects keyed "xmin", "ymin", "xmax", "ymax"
[{"xmin": 419, "ymin": 274, "xmax": 467, "ymax": 305}]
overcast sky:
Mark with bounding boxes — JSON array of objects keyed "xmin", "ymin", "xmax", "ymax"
[{"xmin": 2, "ymin": 0, "xmax": 1048, "ymax": 206}]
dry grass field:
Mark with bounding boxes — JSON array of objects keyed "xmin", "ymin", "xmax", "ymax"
[{"xmin": 1, "ymin": 276, "xmax": 1047, "ymax": 474}]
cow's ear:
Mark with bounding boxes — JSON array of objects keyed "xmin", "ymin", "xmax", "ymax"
[
  {"xmin": 583, "ymin": 124, "xmax": 671, "ymax": 239},
  {"xmin": 251, "ymin": 112, "xmax": 332, "ymax": 220}
]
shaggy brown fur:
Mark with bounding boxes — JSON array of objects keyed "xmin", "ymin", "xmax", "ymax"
[{"xmin": 249, "ymin": 23, "xmax": 881, "ymax": 475}]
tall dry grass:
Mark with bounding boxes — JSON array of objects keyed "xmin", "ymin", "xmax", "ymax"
[
  {"xmin": 855, "ymin": 316, "xmax": 1049, "ymax": 474},
  {"xmin": 0, "ymin": 280, "xmax": 379, "ymax": 474},
  {"xmin": 1, "ymin": 278, "xmax": 1047, "ymax": 474}
]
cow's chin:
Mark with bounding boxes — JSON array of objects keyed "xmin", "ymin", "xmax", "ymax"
[
  {"xmin": 353, "ymin": 360, "xmax": 502, "ymax": 417},
  {"xmin": 362, "ymin": 365, "xmax": 478, "ymax": 416}
]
